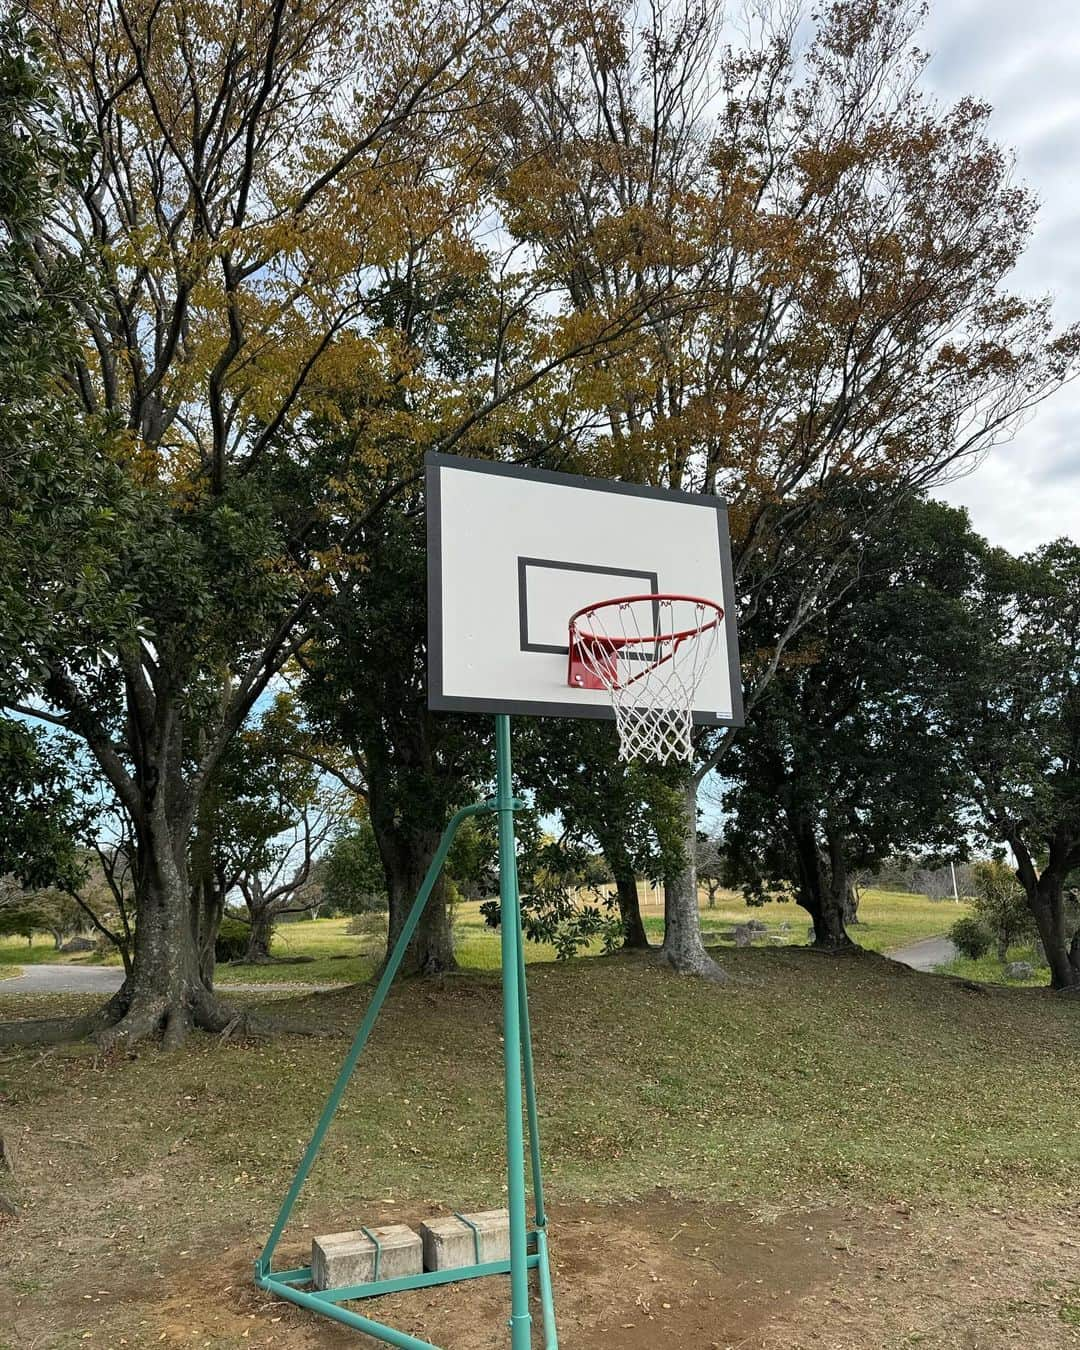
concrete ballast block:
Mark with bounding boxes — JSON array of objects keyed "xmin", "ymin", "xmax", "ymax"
[
  {"xmin": 311, "ymin": 1223, "xmax": 423, "ymax": 1290},
  {"xmin": 420, "ymin": 1209, "xmax": 511, "ymax": 1272}
]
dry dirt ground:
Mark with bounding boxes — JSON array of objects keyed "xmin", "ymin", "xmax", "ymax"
[{"xmin": 4, "ymin": 1194, "xmax": 1079, "ymax": 1349}]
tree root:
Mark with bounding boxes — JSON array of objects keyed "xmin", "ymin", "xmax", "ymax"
[
  {"xmin": 809, "ymin": 938, "xmax": 860, "ymax": 955},
  {"xmin": 95, "ymin": 1000, "xmax": 169, "ymax": 1053},
  {"xmin": 1, "ymin": 980, "xmax": 339, "ymax": 1051},
  {"xmin": 0, "ymin": 987, "xmax": 129, "ymax": 1049},
  {"xmin": 657, "ymin": 945, "xmax": 729, "ymax": 983}
]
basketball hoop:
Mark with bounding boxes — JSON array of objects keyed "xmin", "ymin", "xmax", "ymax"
[{"xmin": 568, "ymin": 594, "xmax": 724, "ymax": 764}]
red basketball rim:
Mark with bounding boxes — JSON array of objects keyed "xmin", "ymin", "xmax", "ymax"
[{"xmin": 568, "ymin": 593, "xmax": 724, "ymax": 650}]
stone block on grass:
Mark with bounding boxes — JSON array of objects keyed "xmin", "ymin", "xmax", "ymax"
[
  {"xmin": 311, "ymin": 1223, "xmax": 423, "ymax": 1290},
  {"xmin": 420, "ymin": 1209, "xmax": 511, "ymax": 1272}
]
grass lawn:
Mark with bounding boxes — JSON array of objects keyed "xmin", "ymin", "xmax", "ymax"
[
  {"xmin": 215, "ymin": 905, "xmax": 574, "ymax": 985},
  {"xmin": 0, "ymin": 947, "xmax": 1077, "ymax": 1348},
  {"xmin": 2, "ymin": 886, "xmax": 962, "ymax": 988},
  {"xmin": 642, "ymin": 885, "xmax": 968, "ymax": 954},
  {"xmin": 0, "ymin": 937, "xmax": 82, "ymax": 973},
  {"xmin": 938, "ymin": 941, "xmax": 1051, "ymax": 988}
]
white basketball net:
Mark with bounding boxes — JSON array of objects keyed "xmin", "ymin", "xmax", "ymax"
[{"xmin": 569, "ymin": 596, "xmax": 722, "ymax": 764}]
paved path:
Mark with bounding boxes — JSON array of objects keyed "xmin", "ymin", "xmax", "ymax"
[
  {"xmin": 888, "ymin": 935, "xmax": 958, "ymax": 972},
  {"xmin": 0, "ymin": 964, "xmax": 341, "ymax": 996}
]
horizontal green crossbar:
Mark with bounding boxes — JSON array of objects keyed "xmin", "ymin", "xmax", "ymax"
[
  {"xmin": 268, "ymin": 1265, "xmax": 312, "ymax": 1285},
  {"xmin": 304, "ymin": 1253, "xmax": 539, "ymax": 1303},
  {"xmin": 258, "ymin": 1252, "xmax": 547, "ymax": 1350}
]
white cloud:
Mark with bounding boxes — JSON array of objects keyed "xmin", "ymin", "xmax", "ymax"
[{"xmin": 921, "ymin": 0, "xmax": 1080, "ymax": 549}]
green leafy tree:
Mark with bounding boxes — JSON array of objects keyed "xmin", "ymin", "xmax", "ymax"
[
  {"xmin": 483, "ymin": 819, "xmax": 623, "ymax": 961},
  {"xmin": 206, "ymin": 695, "xmax": 344, "ymax": 963},
  {"xmin": 0, "ymin": 886, "xmax": 84, "ymax": 950},
  {"xmin": 445, "ymin": 816, "xmax": 498, "ymax": 902},
  {"xmin": 0, "ymin": 711, "xmax": 139, "ymax": 967},
  {"xmin": 300, "ymin": 504, "xmax": 496, "ymax": 974},
  {"xmin": 723, "ymin": 498, "xmax": 979, "ymax": 948},
  {"xmin": 0, "ymin": 718, "xmax": 91, "ymax": 894},
  {"xmin": 943, "ymin": 543, "xmax": 1080, "ymax": 989},
  {"xmin": 321, "ymin": 821, "xmax": 388, "ymax": 915},
  {"xmin": 513, "ymin": 718, "xmax": 685, "ymax": 951}
]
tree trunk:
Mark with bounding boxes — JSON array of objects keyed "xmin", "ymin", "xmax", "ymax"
[
  {"xmin": 94, "ymin": 805, "xmax": 198, "ymax": 1049},
  {"xmin": 189, "ymin": 782, "xmax": 225, "ymax": 986},
  {"xmin": 790, "ymin": 816, "xmax": 855, "ymax": 951},
  {"xmin": 91, "ymin": 798, "xmax": 250, "ymax": 1050},
  {"xmin": 245, "ymin": 906, "xmax": 275, "ymax": 963},
  {"xmin": 660, "ymin": 778, "xmax": 726, "ymax": 979},
  {"xmin": 379, "ymin": 826, "xmax": 457, "ymax": 976},
  {"xmin": 613, "ymin": 867, "xmax": 650, "ymax": 950},
  {"xmin": 1026, "ymin": 871, "xmax": 1080, "ymax": 992},
  {"xmin": 596, "ymin": 832, "xmax": 650, "ymax": 949}
]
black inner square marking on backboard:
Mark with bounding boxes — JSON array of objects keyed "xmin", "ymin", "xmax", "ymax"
[{"xmin": 517, "ymin": 557, "xmax": 660, "ymax": 657}]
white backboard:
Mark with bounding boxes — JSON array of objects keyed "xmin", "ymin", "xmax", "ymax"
[{"xmin": 427, "ymin": 453, "xmax": 743, "ymax": 725}]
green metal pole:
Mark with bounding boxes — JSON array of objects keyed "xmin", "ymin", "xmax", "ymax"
[
  {"xmin": 256, "ymin": 798, "xmax": 494, "ymax": 1277},
  {"xmin": 517, "ymin": 927, "xmax": 547, "ymax": 1230},
  {"xmin": 495, "ymin": 715, "xmax": 533, "ymax": 1350},
  {"xmin": 535, "ymin": 1229, "xmax": 558, "ymax": 1350}
]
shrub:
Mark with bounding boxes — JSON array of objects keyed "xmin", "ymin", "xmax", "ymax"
[
  {"xmin": 970, "ymin": 860, "xmax": 1033, "ymax": 961},
  {"xmin": 346, "ymin": 910, "xmax": 388, "ymax": 946},
  {"xmin": 215, "ymin": 915, "xmax": 249, "ymax": 963},
  {"xmin": 950, "ymin": 915, "xmax": 992, "ymax": 960}
]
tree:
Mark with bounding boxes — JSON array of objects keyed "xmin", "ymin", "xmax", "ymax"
[
  {"xmin": 723, "ymin": 498, "xmax": 979, "ymax": 949},
  {"xmin": 299, "ymin": 503, "xmax": 496, "ymax": 974},
  {"xmin": 1, "ymin": 3, "xmax": 656, "ymax": 1046},
  {"xmin": 445, "ymin": 815, "xmax": 498, "ymax": 902},
  {"xmin": 944, "ymin": 542, "xmax": 1080, "ymax": 990},
  {"xmin": 3, "ymin": 887, "xmax": 84, "ymax": 949},
  {"xmin": 0, "ymin": 876, "xmax": 83, "ymax": 947},
  {"xmin": 513, "ymin": 718, "xmax": 684, "ymax": 951},
  {"xmin": 486, "ymin": 0, "xmax": 1080, "ymax": 976},
  {"xmin": 969, "ymin": 860, "xmax": 1034, "ymax": 964},
  {"xmin": 0, "ymin": 718, "xmax": 91, "ymax": 893},
  {"xmin": 484, "ymin": 819, "xmax": 624, "ymax": 960},
  {"xmin": 910, "ymin": 866, "xmax": 957, "ymax": 903},
  {"xmin": 231, "ymin": 799, "xmax": 338, "ymax": 963},
  {"xmin": 0, "ymin": 880, "xmax": 39, "ymax": 944},
  {"xmin": 696, "ymin": 837, "xmax": 726, "ymax": 911},
  {"xmin": 208, "ymin": 695, "xmax": 344, "ymax": 962},
  {"xmin": 75, "ymin": 836, "xmax": 139, "ymax": 973},
  {"xmin": 320, "ymin": 821, "xmax": 388, "ymax": 915}
]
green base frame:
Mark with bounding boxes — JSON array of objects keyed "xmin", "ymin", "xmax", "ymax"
[{"xmin": 253, "ymin": 715, "xmax": 557, "ymax": 1350}]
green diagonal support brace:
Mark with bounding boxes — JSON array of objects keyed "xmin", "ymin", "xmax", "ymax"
[{"xmin": 255, "ymin": 796, "xmax": 499, "ymax": 1277}]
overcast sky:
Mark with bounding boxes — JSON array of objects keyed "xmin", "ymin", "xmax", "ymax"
[{"xmin": 919, "ymin": 0, "xmax": 1080, "ymax": 551}]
